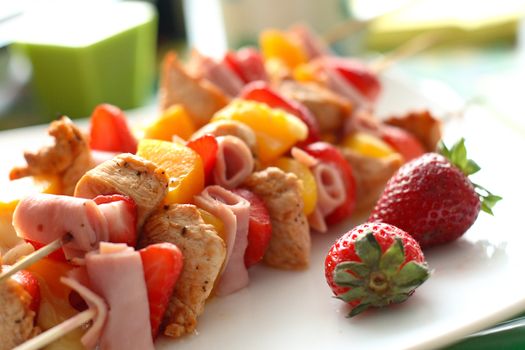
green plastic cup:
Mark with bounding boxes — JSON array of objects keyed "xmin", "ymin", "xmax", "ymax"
[{"xmin": 12, "ymin": 1, "xmax": 157, "ymax": 120}]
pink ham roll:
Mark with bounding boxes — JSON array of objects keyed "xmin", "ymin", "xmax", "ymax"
[
  {"xmin": 213, "ymin": 136, "xmax": 254, "ymax": 190},
  {"xmin": 194, "ymin": 186, "xmax": 250, "ymax": 296},
  {"xmin": 85, "ymin": 242, "xmax": 154, "ymax": 350},
  {"xmin": 13, "ymin": 193, "xmax": 109, "ymax": 259},
  {"xmin": 309, "ymin": 162, "xmax": 346, "ymax": 233}
]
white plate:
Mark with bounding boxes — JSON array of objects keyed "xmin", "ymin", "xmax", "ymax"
[{"xmin": 1, "ymin": 76, "xmax": 524, "ymax": 350}]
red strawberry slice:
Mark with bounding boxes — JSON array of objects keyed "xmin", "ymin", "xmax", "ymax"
[
  {"xmin": 303, "ymin": 142, "xmax": 357, "ymax": 225},
  {"xmin": 380, "ymin": 125, "xmax": 425, "ymax": 162},
  {"xmin": 94, "ymin": 194, "xmax": 137, "ymax": 247},
  {"xmin": 232, "ymin": 188, "xmax": 272, "ymax": 268},
  {"xmin": 26, "ymin": 239, "xmax": 67, "ymax": 262},
  {"xmin": 139, "ymin": 243, "xmax": 183, "ymax": 339},
  {"xmin": 89, "ymin": 104, "xmax": 138, "ymax": 154},
  {"xmin": 240, "ymin": 81, "xmax": 320, "ymax": 146},
  {"xmin": 325, "ymin": 57, "xmax": 381, "ymax": 102},
  {"xmin": 11, "ymin": 269, "xmax": 41, "ymax": 316},
  {"xmin": 186, "ymin": 134, "xmax": 219, "ymax": 183},
  {"xmin": 223, "ymin": 48, "xmax": 268, "ymax": 83}
]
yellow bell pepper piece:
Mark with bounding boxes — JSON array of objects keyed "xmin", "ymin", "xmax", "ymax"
[
  {"xmin": 260, "ymin": 29, "xmax": 308, "ymax": 69},
  {"xmin": 142, "ymin": 105, "xmax": 196, "ymax": 142},
  {"xmin": 293, "ymin": 63, "xmax": 317, "ymax": 83},
  {"xmin": 198, "ymin": 208, "xmax": 226, "ymax": 243},
  {"xmin": 137, "ymin": 139, "xmax": 204, "ymax": 204},
  {"xmin": 0, "ymin": 176, "xmax": 61, "ymax": 251},
  {"xmin": 272, "ymin": 157, "xmax": 317, "ymax": 215},
  {"xmin": 27, "ymin": 258, "xmax": 84, "ymax": 349},
  {"xmin": 212, "ymin": 99, "xmax": 308, "ymax": 163},
  {"xmin": 342, "ymin": 132, "xmax": 397, "ymax": 158}
]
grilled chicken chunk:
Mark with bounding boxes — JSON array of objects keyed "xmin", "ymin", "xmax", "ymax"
[
  {"xmin": 341, "ymin": 148, "xmax": 403, "ymax": 213},
  {"xmin": 74, "ymin": 153, "xmax": 169, "ymax": 229},
  {"xmin": 278, "ymin": 80, "xmax": 352, "ymax": 134},
  {"xmin": 160, "ymin": 52, "xmax": 229, "ymax": 128},
  {"xmin": 9, "ymin": 117, "xmax": 93, "ymax": 195},
  {"xmin": 385, "ymin": 110, "xmax": 442, "ymax": 152},
  {"xmin": 139, "ymin": 204, "xmax": 226, "ymax": 338},
  {"xmin": 0, "ymin": 275, "xmax": 39, "ymax": 350},
  {"xmin": 243, "ymin": 167, "xmax": 310, "ymax": 269}
]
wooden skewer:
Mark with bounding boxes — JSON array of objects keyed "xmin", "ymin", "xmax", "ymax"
[
  {"xmin": 13, "ymin": 308, "xmax": 95, "ymax": 350},
  {"xmin": 368, "ymin": 31, "xmax": 443, "ymax": 74},
  {"xmin": 0, "ymin": 233, "xmax": 73, "ymax": 283},
  {"xmin": 322, "ymin": 0, "xmax": 419, "ymax": 45}
]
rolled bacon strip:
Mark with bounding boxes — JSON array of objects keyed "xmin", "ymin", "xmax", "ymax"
[
  {"xmin": 85, "ymin": 243, "xmax": 154, "ymax": 350},
  {"xmin": 213, "ymin": 136, "xmax": 254, "ymax": 190},
  {"xmin": 12, "ymin": 194, "xmax": 109, "ymax": 259},
  {"xmin": 194, "ymin": 186, "xmax": 250, "ymax": 296}
]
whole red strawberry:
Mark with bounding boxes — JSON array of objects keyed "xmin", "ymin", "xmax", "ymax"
[
  {"xmin": 325, "ymin": 222, "xmax": 429, "ymax": 317},
  {"xmin": 369, "ymin": 139, "xmax": 501, "ymax": 248}
]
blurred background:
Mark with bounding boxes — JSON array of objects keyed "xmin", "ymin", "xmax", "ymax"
[{"xmin": 0, "ymin": 0, "xmax": 524, "ymax": 133}]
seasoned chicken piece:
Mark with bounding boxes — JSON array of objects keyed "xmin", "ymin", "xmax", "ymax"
[
  {"xmin": 9, "ymin": 117, "xmax": 93, "ymax": 195},
  {"xmin": 341, "ymin": 148, "xmax": 403, "ymax": 213},
  {"xmin": 0, "ymin": 273, "xmax": 39, "ymax": 350},
  {"xmin": 190, "ymin": 119, "xmax": 258, "ymax": 157},
  {"xmin": 160, "ymin": 52, "xmax": 229, "ymax": 127},
  {"xmin": 243, "ymin": 167, "xmax": 310, "ymax": 269},
  {"xmin": 75, "ymin": 153, "xmax": 169, "ymax": 229},
  {"xmin": 278, "ymin": 80, "xmax": 352, "ymax": 133},
  {"xmin": 385, "ymin": 110, "xmax": 442, "ymax": 152},
  {"xmin": 139, "ymin": 204, "xmax": 226, "ymax": 338}
]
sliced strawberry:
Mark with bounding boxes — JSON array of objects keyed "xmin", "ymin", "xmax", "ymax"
[
  {"xmin": 380, "ymin": 125, "xmax": 425, "ymax": 162},
  {"xmin": 94, "ymin": 194, "xmax": 137, "ymax": 247},
  {"xmin": 232, "ymin": 188, "xmax": 272, "ymax": 268},
  {"xmin": 303, "ymin": 142, "xmax": 357, "ymax": 225},
  {"xmin": 186, "ymin": 134, "xmax": 219, "ymax": 183},
  {"xmin": 11, "ymin": 269, "xmax": 41, "ymax": 316},
  {"xmin": 325, "ymin": 57, "xmax": 381, "ymax": 102},
  {"xmin": 89, "ymin": 104, "xmax": 138, "ymax": 153},
  {"xmin": 240, "ymin": 81, "xmax": 320, "ymax": 146},
  {"xmin": 139, "ymin": 243, "xmax": 183, "ymax": 339},
  {"xmin": 26, "ymin": 239, "xmax": 67, "ymax": 262},
  {"xmin": 223, "ymin": 48, "xmax": 268, "ymax": 83}
]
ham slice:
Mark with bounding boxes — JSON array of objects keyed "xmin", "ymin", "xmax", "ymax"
[
  {"xmin": 85, "ymin": 242, "xmax": 154, "ymax": 350},
  {"xmin": 189, "ymin": 51, "xmax": 244, "ymax": 97},
  {"xmin": 12, "ymin": 194, "xmax": 108, "ymax": 259},
  {"xmin": 213, "ymin": 136, "xmax": 254, "ymax": 189},
  {"xmin": 310, "ymin": 162, "xmax": 346, "ymax": 233},
  {"xmin": 60, "ymin": 276, "xmax": 108, "ymax": 350},
  {"xmin": 194, "ymin": 186, "xmax": 250, "ymax": 296}
]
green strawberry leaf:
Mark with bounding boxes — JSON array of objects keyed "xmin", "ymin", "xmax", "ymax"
[
  {"xmin": 473, "ymin": 183, "xmax": 502, "ymax": 216},
  {"xmin": 379, "ymin": 238, "xmax": 405, "ymax": 278},
  {"xmin": 334, "ymin": 269, "xmax": 364, "ymax": 288},
  {"xmin": 337, "ymin": 287, "xmax": 367, "ymax": 303},
  {"xmin": 438, "ymin": 140, "xmax": 451, "ymax": 159},
  {"xmin": 450, "ymin": 138, "xmax": 468, "ymax": 169},
  {"xmin": 348, "ymin": 303, "xmax": 371, "ymax": 318},
  {"xmin": 355, "ymin": 231, "xmax": 382, "ymax": 269},
  {"xmin": 464, "ymin": 159, "xmax": 481, "ymax": 176},
  {"xmin": 335, "ymin": 261, "xmax": 370, "ymax": 278},
  {"xmin": 440, "ymin": 138, "xmax": 502, "ymax": 214},
  {"xmin": 389, "ymin": 293, "xmax": 410, "ymax": 304},
  {"xmin": 394, "ymin": 261, "xmax": 430, "ymax": 289}
]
